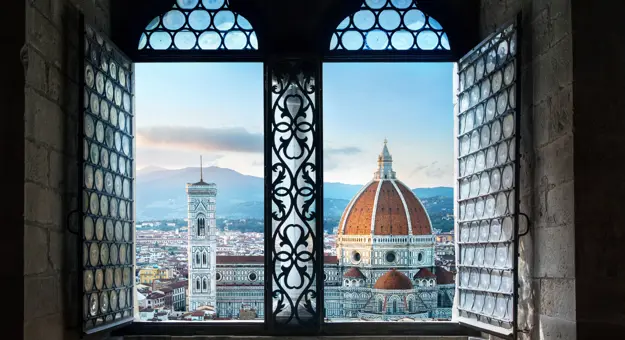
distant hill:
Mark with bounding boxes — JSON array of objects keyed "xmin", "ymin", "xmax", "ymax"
[{"xmin": 136, "ymin": 166, "xmax": 453, "ymax": 221}]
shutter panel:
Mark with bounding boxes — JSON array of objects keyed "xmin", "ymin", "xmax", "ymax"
[
  {"xmin": 453, "ymin": 20, "xmax": 520, "ymax": 337},
  {"xmin": 81, "ymin": 21, "xmax": 135, "ymax": 333}
]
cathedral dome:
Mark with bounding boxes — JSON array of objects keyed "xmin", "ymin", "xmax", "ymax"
[
  {"xmin": 374, "ymin": 269, "xmax": 413, "ymax": 290},
  {"xmin": 338, "ymin": 140, "xmax": 432, "ymax": 236}
]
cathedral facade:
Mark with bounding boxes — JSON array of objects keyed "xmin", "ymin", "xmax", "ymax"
[{"xmin": 188, "ymin": 142, "xmax": 455, "ymax": 320}]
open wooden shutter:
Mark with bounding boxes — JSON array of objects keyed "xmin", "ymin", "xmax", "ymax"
[
  {"xmin": 80, "ymin": 21, "xmax": 135, "ymax": 333},
  {"xmin": 453, "ymin": 20, "xmax": 519, "ymax": 337}
]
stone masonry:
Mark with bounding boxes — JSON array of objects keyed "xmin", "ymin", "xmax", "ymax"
[
  {"xmin": 479, "ymin": 0, "xmax": 576, "ymax": 339},
  {"xmin": 7, "ymin": 0, "xmax": 624, "ymax": 339}
]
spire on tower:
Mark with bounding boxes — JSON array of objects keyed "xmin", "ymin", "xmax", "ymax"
[
  {"xmin": 374, "ymin": 139, "xmax": 396, "ymax": 180},
  {"xmin": 200, "ymin": 155, "xmax": 203, "ymax": 181}
]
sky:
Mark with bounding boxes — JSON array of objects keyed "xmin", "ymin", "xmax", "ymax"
[{"xmin": 135, "ymin": 62, "xmax": 454, "ymax": 188}]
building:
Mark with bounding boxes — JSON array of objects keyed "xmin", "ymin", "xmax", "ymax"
[
  {"xmin": 139, "ymin": 266, "xmax": 172, "ymax": 284},
  {"xmin": 186, "ymin": 159, "xmax": 218, "ymax": 311},
  {"xmin": 196, "ymin": 141, "xmax": 455, "ymax": 319}
]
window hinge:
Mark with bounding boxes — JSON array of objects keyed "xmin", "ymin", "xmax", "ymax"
[{"xmin": 518, "ymin": 212, "xmax": 531, "ymax": 237}]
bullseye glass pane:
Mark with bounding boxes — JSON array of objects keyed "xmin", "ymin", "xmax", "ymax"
[
  {"xmin": 330, "ymin": 0, "xmax": 449, "ymax": 51},
  {"xmin": 82, "ymin": 23, "xmax": 134, "ymax": 332},
  {"xmin": 455, "ymin": 23, "xmax": 518, "ymax": 336},
  {"xmin": 138, "ymin": 0, "xmax": 257, "ymax": 51}
]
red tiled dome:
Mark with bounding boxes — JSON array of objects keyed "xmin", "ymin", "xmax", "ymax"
[
  {"xmin": 414, "ymin": 268, "xmax": 437, "ymax": 279},
  {"xmin": 338, "ymin": 140, "xmax": 432, "ymax": 237},
  {"xmin": 338, "ymin": 180, "xmax": 432, "ymax": 236},
  {"xmin": 374, "ymin": 269, "xmax": 413, "ymax": 290},
  {"xmin": 343, "ymin": 267, "xmax": 365, "ymax": 279}
]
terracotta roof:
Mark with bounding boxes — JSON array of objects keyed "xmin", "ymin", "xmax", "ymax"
[
  {"xmin": 373, "ymin": 269, "xmax": 413, "ymax": 290},
  {"xmin": 324, "ymin": 255, "xmax": 338, "ymax": 264},
  {"xmin": 146, "ymin": 292, "xmax": 165, "ymax": 299},
  {"xmin": 167, "ymin": 280, "xmax": 188, "ymax": 289},
  {"xmin": 339, "ymin": 180, "xmax": 432, "ymax": 236},
  {"xmin": 343, "ymin": 267, "xmax": 365, "ymax": 279},
  {"xmin": 216, "ymin": 255, "xmax": 339, "ymax": 265},
  {"xmin": 191, "ymin": 311, "xmax": 206, "ymax": 317},
  {"xmin": 435, "ymin": 266, "xmax": 455, "ymax": 285},
  {"xmin": 217, "ymin": 256, "xmax": 263, "ymax": 264},
  {"xmin": 414, "ymin": 268, "xmax": 436, "ymax": 279}
]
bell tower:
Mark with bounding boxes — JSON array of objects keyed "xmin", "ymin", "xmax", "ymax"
[{"xmin": 186, "ymin": 156, "xmax": 218, "ymax": 311}]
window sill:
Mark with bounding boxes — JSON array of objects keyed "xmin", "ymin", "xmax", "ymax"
[{"xmin": 113, "ymin": 321, "xmax": 481, "ymax": 337}]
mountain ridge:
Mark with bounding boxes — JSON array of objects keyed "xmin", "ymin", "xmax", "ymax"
[{"xmin": 136, "ymin": 166, "xmax": 452, "ymax": 221}]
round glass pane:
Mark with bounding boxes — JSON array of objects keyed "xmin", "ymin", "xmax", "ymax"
[
  {"xmin": 214, "ymin": 10, "xmax": 235, "ymax": 31},
  {"xmin": 341, "ymin": 31, "xmax": 364, "ymax": 50},
  {"xmin": 174, "ymin": 30, "xmax": 196, "ymax": 50},
  {"xmin": 404, "ymin": 9, "xmax": 425, "ymax": 30},
  {"xmin": 198, "ymin": 31, "xmax": 221, "ymax": 50},
  {"xmin": 149, "ymin": 31, "xmax": 172, "ymax": 50},
  {"xmin": 417, "ymin": 30, "xmax": 438, "ymax": 50},
  {"xmin": 163, "ymin": 10, "xmax": 185, "ymax": 30},
  {"xmin": 379, "ymin": 10, "xmax": 401, "ymax": 31},
  {"xmin": 365, "ymin": 30, "xmax": 388, "ymax": 50},
  {"xmin": 391, "ymin": 30, "xmax": 413, "ymax": 50},
  {"xmin": 354, "ymin": 10, "xmax": 375, "ymax": 30}
]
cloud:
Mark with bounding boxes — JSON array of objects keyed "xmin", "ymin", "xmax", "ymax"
[
  {"xmin": 325, "ymin": 146, "xmax": 362, "ymax": 156},
  {"xmin": 137, "ymin": 126, "xmax": 262, "ymax": 153},
  {"xmin": 324, "ymin": 145, "xmax": 363, "ymax": 170},
  {"xmin": 410, "ymin": 161, "xmax": 448, "ymax": 179}
]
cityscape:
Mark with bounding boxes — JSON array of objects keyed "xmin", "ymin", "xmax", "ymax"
[
  {"xmin": 135, "ymin": 142, "xmax": 456, "ymax": 321},
  {"xmin": 134, "ymin": 62, "xmax": 455, "ymax": 321}
]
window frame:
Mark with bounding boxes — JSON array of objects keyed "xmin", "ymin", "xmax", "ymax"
[{"xmin": 87, "ymin": 0, "xmax": 519, "ymax": 338}]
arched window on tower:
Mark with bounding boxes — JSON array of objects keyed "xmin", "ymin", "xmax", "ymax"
[
  {"xmin": 203, "ymin": 252, "xmax": 207, "ymax": 266},
  {"xmin": 203, "ymin": 277, "xmax": 208, "ymax": 291},
  {"xmin": 196, "ymin": 252, "xmax": 200, "ymax": 265},
  {"xmin": 197, "ymin": 216, "xmax": 205, "ymax": 236},
  {"xmin": 408, "ymin": 299, "xmax": 414, "ymax": 313},
  {"xmin": 392, "ymin": 299, "xmax": 398, "ymax": 314},
  {"xmin": 196, "ymin": 278, "xmax": 200, "ymax": 291},
  {"xmin": 378, "ymin": 299, "xmax": 383, "ymax": 312}
]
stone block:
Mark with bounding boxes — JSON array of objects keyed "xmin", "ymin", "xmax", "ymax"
[
  {"xmin": 27, "ymin": 4, "xmax": 63, "ymax": 67},
  {"xmin": 539, "ymin": 278, "xmax": 575, "ymax": 321},
  {"xmin": 537, "ymin": 314, "xmax": 576, "ymax": 340},
  {"xmin": 534, "ymin": 225, "xmax": 575, "ymax": 278},
  {"xmin": 544, "ymin": 180, "xmax": 574, "ymax": 228},
  {"xmin": 23, "ymin": 313, "xmax": 76, "ymax": 340},
  {"xmin": 24, "ymin": 225, "xmax": 49, "ymax": 275},
  {"xmin": 25, "ymin": 88, "xmax": 65, "ymax": 151},
  {"xmin": 534, "ymin": 133, "xmax": 574, "ymax": 188},
  {"xmin": 49, "ymin": 230, "xmax": 64, "ymax": 271},
  {"xmin": 24, "ymin": 182, "xmax": 63, "ymax": 229},
  {"xmin": 48, "ymin": 149, "xmax": 64, "ymax": 191},
  {"xmin": 25, "ymin": 139, "xmax": 49, "ymax": 186},
  {"xmin": 25, "ymin": 46, "xmax": 48, "ymax": 94},
  {"xmin": 24, "ymin": 275, "xmax": 59, "ymax": 318},
  {"xmin": 47, "ymin": 63, "xmax": 63, "ymax": 104},
  {"xmin": 532, "ymin": 36, "xmax": 573, "ymax": 104}
]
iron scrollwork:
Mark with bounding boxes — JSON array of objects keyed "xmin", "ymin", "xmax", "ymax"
[{"xmin": 267, "ymin": 59, "xmax": 322, "ymax": 327}]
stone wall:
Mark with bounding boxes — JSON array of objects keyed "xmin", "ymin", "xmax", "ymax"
[
  {"xmin": 23, "ymin": 0, "xmax": 112, "ymax": 339},
  {"xmin": 571, "ymin": 1, "xmax": 625, "ymax": 337},
  {"xmin": 479, "ymin": 0, "xmax": 575, "ymax": 339}
]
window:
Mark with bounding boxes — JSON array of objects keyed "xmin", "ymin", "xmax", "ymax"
[
  {"xmin": 202, "ymin": 252, "xmax": 207, "ymax": 266},
  {"xmin": 197, "ymin": 217, "xmax": 205, "ymax": 236},
  {"xmin": 82, "ymin": 1, "xmax": 516, "ymax": 338}
]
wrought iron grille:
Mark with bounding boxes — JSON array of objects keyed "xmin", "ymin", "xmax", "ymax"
[
  {"xmin": 138, "ymin": 0, "xmax": 257, "ymax": 50},
  {"xmin": 265, "ymin": 59, "xmax": 323, "ymax": 328},
  {"xmin": 330, "ymin": 0, "xmax": 450, "ymax": 51},
  {"xmin": 81, "ymin": 23, "xmax": 135, "ymax": 332},
  {"xmin": 455, "ymin": 22, "xmax": 518, "ymax": 336}
]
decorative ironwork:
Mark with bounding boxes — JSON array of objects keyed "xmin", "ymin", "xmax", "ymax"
[
  {"xmin": 455, "ymin": 22, "xmax": 518, "ymax": 337},
  {"xmin": 138, "ymin": 0, "xmax": 258, "ymax": 50},
  {"xmin": 81, "ymin": 23, "xmax": 134, "ymax": 332},
  {"xmin": 266, "ymin": 59, "xmax": 322, "ymax": 327},
  {"xmin": 330, "ymin": 0, "xmax": 450, "ymax": 51}
]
